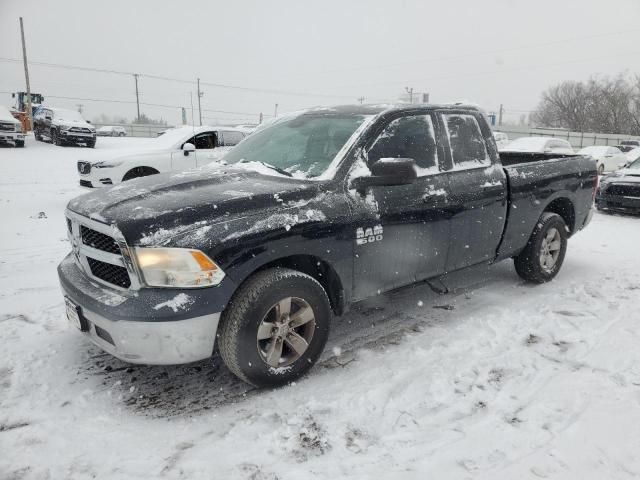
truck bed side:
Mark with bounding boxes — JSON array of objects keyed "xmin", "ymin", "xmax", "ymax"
[{"xmin": 496, "ymin": 153, "xmax": 596, "ymax": 261}]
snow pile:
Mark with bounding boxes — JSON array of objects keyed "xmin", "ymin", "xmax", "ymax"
[{"xmin": 153, "ymin": 293, "xmax": 194, "ymax": 313}]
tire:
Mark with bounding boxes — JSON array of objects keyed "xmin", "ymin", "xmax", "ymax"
[
  {"xmin": 218, "ymin": 268, "xmax": 331, "ymax": 387},
  {"xmin": 514, "ymin": 212, "xmax": 568, "ymax": 283},
  {"xmin": 597, "ymin": 163, "xmax": 605, "ymax": 175},
  {"xmin": 34, "ymin": 129, "xmax": 42, "ymax": 141},
  {"xmin": 15, "ymin": 140, "xmax": 24, "ymax": 148},
  {"xmin": 52, "ymin": 129, "xmax": 63, "ymax": 146},
  {"xmin": 122, "ymin": 167, "xmax": 159, "ymax": 181},
  {"xmin": 86, "ymin": 140, "xmax": 96, "ymax": 148},
  {"xmin": 119, "ymin": 132, "xmax": 126, "ymax": 137}
]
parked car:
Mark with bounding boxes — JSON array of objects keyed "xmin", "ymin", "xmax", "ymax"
[
  {"xmin": 596, "ymin": 156, "xmax": 640, "ymax": 213},
  {"xmin": 97, "ymin": 126, "xmax": 127, "ymax": 137},
  {"xmin": 0, "ymin": 105, "xmax": 25, "ymax": 147},
  {"xmin": 493, "ymin": 131, "xmax": 509, "ymax": 149},
  {"xmin": 501, "ymin": 136, "xmax": 574, "ymax": 154},
  {"xmin": 76, "ymin": 125, "xmax": 246, "ymax": 187},
  {"xmin": 577, "ymin": 146, "xmax": 627, "ymax": 174},
  {"xmin": 616, "ymin": 140, "xmax": 640, "ymax": 153},
  {"xmin": 33, "ymin": 107, "xmax": 96, "ymax": 147},
  {"xmin": 59, "ymin": 104, "xmax": 596, "ymax": 388}
]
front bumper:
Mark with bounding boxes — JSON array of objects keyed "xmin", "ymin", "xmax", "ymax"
[
  {"xmin": 61, "ymin": 130, "xmax": 96, "ymax": 142},
  {"xmin": 58, "ymin": 253, "xmax": 224, "ymax": 365},
  {"xmin": 0, "ymin": 132, "xmax": 24, "ymax": 143},
  {"xmin": 596, "ymin": 193, "xmax": 640, "ymax": 213}
]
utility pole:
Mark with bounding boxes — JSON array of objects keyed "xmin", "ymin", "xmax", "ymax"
[
  {"xmin": 357, "ymin": 96, "xmax": 365, "ymax": 104},
  {"xmin": 405, "ymin": 86, "xmax": 414, "ymax": 104},
  {"xmin": 133, "ymin": 74, "xmax": 140, "ymax": 122},
  {"xmin": 76, "ymin": 104, "xmax": 84, "ymax": 114},
  {"xmin": 259, "ymin": 112, "xmax": 263, "ymax": 124},
  {"xmin": 274, "ymin": 103, "xmax": 278, "ymax": 118},
  {"xmin": 197, "ymin": 78, "xmax": 203, "ymax": 126},
  {"xmin": 498, "ymin": 104, "xmax": 504, "ymax": 127},
  {"xmin": 19, "ymin": 17, "xmax": 33, "ymax": 131}
]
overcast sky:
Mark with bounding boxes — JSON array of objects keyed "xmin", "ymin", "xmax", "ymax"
[{"xmin": 1, "ymin": 0, "xmax": 639, "ymax": 125}]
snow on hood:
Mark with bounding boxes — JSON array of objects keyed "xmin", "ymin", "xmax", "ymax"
[
  {"xmin": 0, "ymin": 106, "xmax": 20, "ymax": 124},
  {"xmin": 66, "ymin": 165, "xmax": 323, "ymax": 246}
]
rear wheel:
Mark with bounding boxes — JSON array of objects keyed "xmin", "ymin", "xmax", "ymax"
[
  {"xmin": 514, "ymin": 212, "xmax": 568, "ymax": 283},
  {"xmin": 218, "ymin": 268, "xmax": 331, "ymax": 387}
]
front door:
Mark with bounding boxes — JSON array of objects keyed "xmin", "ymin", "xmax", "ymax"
[
  {"xmin": 438, "ymin": 111, "xmax": 508, "ymax": 272},
  {"xmin": 351, "ymin": 112, "xmax": 451, "ymax": 301}
]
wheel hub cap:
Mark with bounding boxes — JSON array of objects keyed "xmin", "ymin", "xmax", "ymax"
[
  {"xmin": 256, "ymin": 297, "xmax": 316, "ymax": 368},
  {"xmin": 539, "ymin": 227, "xmax": 562, "ymax": 273}
]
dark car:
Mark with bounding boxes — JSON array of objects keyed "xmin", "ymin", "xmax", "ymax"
[
  {"xmin": 33, "ymin": 107, "xmax": 96, "ymax": 147},
  {"xmin": 596, "ymin": 157, "xmax": 640, "ymax": 214},
  {"xmin": 58, "ymin": 104, "xmax": 596, "ymax": 388}
]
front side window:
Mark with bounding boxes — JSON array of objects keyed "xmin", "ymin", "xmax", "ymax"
[
  {"xmin": 443, "ymin": 113, "xmax": 489, "ymax": 169},
  {"xmin": 222, "ymin": 112, "xmax": 370, "ymax": 178},
  {"xmin": 188, "ymin": 132, "xmax": 217, "ymax": 149},
  {"xmin": 368, "ymin": 114, "xmax": 438, "ymax": 174}
]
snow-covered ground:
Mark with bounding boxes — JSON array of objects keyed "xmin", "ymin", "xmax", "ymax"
[{"xmin": 1, "ymin": 136, "xmax": 640, "ymax": 479}]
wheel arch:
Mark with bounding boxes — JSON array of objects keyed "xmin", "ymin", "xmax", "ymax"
[
  {"xmin": 121, "ymin": 165, "xmax": 160, "ymax": 182},
  {"xmin": 543, "ymin": 196, "xmax": 575, "ymax": 235},
  {"xmin": 234, "ymin": 254, "xmax": 346, "ymax": 316}
]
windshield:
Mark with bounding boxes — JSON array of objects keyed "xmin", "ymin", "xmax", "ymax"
[
  {"xmin": 54, "ymin": 109, "xmax": 85, "ymax": 122},
  {"xmin": 221, "ymin": 112, "xmax": 370, "ymax": 178},
  {"xmin": 627, "ymin": 158, "xmax": 640, "ymax": 169}
]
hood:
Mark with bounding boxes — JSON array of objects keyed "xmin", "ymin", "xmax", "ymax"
[
  {"xmin": 55, "ymin": 118, "xmax": 95, "ymax": 129},
  {"xmin": 67, "ymin": 166, "xmax": 322, "ymax": 245},
  {"xmin": 601, "ymin": 169, "xmax": 640, "ymax": 184}
]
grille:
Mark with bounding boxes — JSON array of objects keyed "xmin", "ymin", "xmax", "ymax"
[
  {"xmin": 70, "ymin": 127, "xmax": 92, "ymax": 134},
  {"xmin": 0, "ymin": 122, "xmax": 14, "ymax": 131},
  {"xmin": 87, "ymin": 258, "xmax": 131, "ymax": 289},
  {"xmin": 77, "ymin": 161, "xmax": 91, "ymax": 174},
  {"xmin": 81, "ymin": 225, "xmax": 121, "ymax": 254},
  {"xmin": 606, "ymin": 184, "xmax": 640, "ymax": 197}
]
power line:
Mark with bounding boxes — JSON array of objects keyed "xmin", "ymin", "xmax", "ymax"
[{"xmin": 0, "ymin": 56, "xmax": 357, "ymax": 99}]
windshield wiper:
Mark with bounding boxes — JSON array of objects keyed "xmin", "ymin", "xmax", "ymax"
[{"xmin": 239, "ymin": 159, "xmax": 293, "ymax": 177}]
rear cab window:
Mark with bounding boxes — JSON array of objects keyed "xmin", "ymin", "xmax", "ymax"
[
  {"xmin": 220, "ymin": 130, "xmax": 245, "ymax": 146},
  {"xmin": 441, "ymin": 113, "xmax": 490, "ymax": 170}
]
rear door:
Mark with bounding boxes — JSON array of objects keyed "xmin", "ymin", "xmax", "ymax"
[
  {"xmin": 351, "ymin": 112, "xmax": 451, "ymax": 300},
  {"xmin": 438, "ymin": 111, "xmax": 508, "ymax": 271}
]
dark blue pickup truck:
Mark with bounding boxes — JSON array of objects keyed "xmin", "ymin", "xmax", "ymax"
[{"xmin": 59, "ymin": 104, "xmax": 596, "ymax": 387}]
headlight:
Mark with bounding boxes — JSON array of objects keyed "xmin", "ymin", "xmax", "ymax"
[
  {"xmin": 134, "ymin": 247, "xmax": 225, "ymax": 288},
  {"xmin": 93, "ymin": 160, "xmax": 124, "ymax": 168},
  {"xmin": 59, "ymin": 124, "xmax": 72, "ymax": 131}
]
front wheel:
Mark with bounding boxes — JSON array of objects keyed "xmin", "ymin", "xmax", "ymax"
[
  {"xmin": 514, "ymin": 212, "xmax": 568, "ymax": 283},
  {"xmin": 52, "ymin": 129, "xmax": 63, "ymax": 146},
  {"xmin": 218, "ymin": 268, "xmax": 331, "ymax": 387}
]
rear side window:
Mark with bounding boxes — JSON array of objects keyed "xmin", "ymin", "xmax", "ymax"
[
  {"xmin": 368, "ymin": 114, "xmax": 439, "ymax": 174},
  {"xmin": 442, "ymin": 113, "xmax": 489, "ymax": 169},
  {"xmin": 221, "ymin": 130, "xmax": 244, "ymax": 146},
  {"xmin": 188, "ymin": 132, "xmax": 217, "ymax": 149}
]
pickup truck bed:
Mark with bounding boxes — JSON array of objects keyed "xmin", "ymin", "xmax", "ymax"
[{"xmin": 58, "ymin": 104, "xmax": 597, "ymax": 388}]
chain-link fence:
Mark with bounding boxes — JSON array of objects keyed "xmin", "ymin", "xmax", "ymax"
[{"xmin": 496, "ymin": 126, "xmax": 640, "ymax": 150}]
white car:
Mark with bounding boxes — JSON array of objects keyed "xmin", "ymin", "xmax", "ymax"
[
  {"xmin": 493, "ymin": 131, "xmax": 509, "ymax": 149},
  {"xmin": 577, "ymin": 146, "xmax": 627, "ymax": 174},
  {"xmin": 77, "ymin": 125, "xmax": 246, "ymax": 187},
  {"xmin": 501, "ymin": 136, "xmax": 574, "ymax": 154},
  {"xmin": 625, "ymin": 147, "xmax": 640, "ymax": 163},
  {"xmin": 97, "ymin": 126, "xmax": 127, "ymax": 137},
  {"xmin": 0, "ymin": 105, "xmax": 25, "ymax": 148}
]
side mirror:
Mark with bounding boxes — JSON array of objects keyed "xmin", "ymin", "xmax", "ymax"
[
  {"xmin": 350, "ymin": 157, "xmax": 417, "ymax": 194},
  {"xmin": 183, "ymin": 142, "xmax": 196, "ymax": 156},
  {"xmin": 86, "ymin": 120, "xmax": 91, "ymax": 124},
  {"xmin": 45, "ymin": 116, "xmax": 52, "ymax": 121}
]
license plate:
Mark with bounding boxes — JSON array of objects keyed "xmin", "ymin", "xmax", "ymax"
[{"xmin": 65, "ymin": 297, "xmax": 83, "ymax": 331}]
